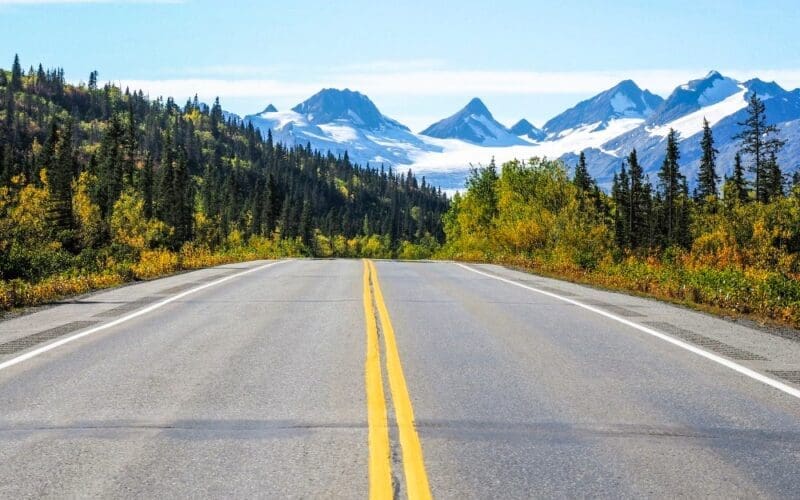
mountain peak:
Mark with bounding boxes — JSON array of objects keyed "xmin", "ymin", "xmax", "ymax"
[
  {"xmin": 260, "ymin": 104, "xmax": 278, "ymax": 114},
  {"xmin": 290, "ymin": 88, "xmax": 407, "ymax": 131},
  {"xmin": 651, "ymin": 71, "xmax": 741, "ymax": 125},
  {"xmin": 421, "ymin": 98, "xmax": 525, "ymax": 146},
  {"xmin": 464, "ymin": 97, "xmax": 491, "ymax": 116},
  {"xmin": 510, "ymin": 118, "xmax": 545, "ymax": 141},
  {"xmin": 744, "ymin": 78, "xmax": 786, "ymax": 100},
  {"xmin": 611, "ymin": 79, "xmax": 641, "ymax": 91},
  {"xmin": 510, "ymin": 119, "xmax": 533, "ymax": 134},
  {"xmin": 543, "ymin": 79, "xmax": 663, "ymax": 135}
]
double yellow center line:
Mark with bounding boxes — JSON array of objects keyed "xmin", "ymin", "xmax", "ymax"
[{"xmin": 363, "ymin": 260, "xmax": 431, "ymax": 500}]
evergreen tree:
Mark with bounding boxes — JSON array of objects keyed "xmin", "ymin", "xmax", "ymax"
[
  {"xmin": 45, "ymin": 120, "xmax": 77, "ymax": 246},
  {"xmin": 573, "ymin": 151, "xmax": 593, "ymax": 192},
  {"xmin": 156, "ymin": 132, "xmax": 175, "ymax": 225},
  {"xmin": 734, "ymin": 92, "xmax": 786, "ymax": 202},
  {"xmin": 695, "ymin": 117, "xmax": 719, "ymax": 202},
  {"xmin": 88, "ymin": 70, "xmax": 98, "ymax": 91},
  {"xmin": 725, "ymin": 152, "xmax": 749, "ymax": 203},
  {"xmin": 140, "ymin": 154, "xmax": 154, "ymax": 219},
  {"xmin": 627, "ymin": 149, "xmax": 650, "ymax": 248},
  {"xmin": 250, "ymin": 177, "xmax": 264, "ymax": 236},
  {"xmin": 96, "ymin": 115, "xmax": 125, "ymax": 217},
  {"xmin": 677, "ymin": 177, "xmax": 691, "ymax": 247},
  {"xmin": 299, "ymin": 197, "xmax": 313, "ymax": 248},
  {"xmin": 172, "ymin": 147, "xmax": 193, "ymax": 244},
  {"xmin": 10, "ymin": 54, "xmax": 22, "ymax": 92},
  {"xmin": 210, "ymin": 97, "xmax": 223, "ymax": 138},
  {"xmin": 657, "ymin": 129, "xmax": 686, "ymax": 246},
  {"xmin": 612, "ymin": 165, "xmax": 631, "ymax": 249},
  {"xmin": 265, "ymin": 173, "xmax": 281, "ymax": 235},
  {"xmin": 279, "ymin": 195, "xmax": 294, "ymax": 238},
  {"xmin": 123, "ymin": 98, "xmax": 138, "ymax": 185},
  {"xmin": 766, "ymin": 150, "xmax": 784, "ymax": 199},
  {"xmin": 266, "ymin": 129, "xmax": 273, "ymax": 153}
]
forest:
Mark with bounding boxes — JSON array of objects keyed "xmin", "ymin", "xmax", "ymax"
[
  {"xmin": 4, "ymin": 54, "xmax": 800, "ymax": 329},
  {"xmin": 442, "ymin": 92, "xmax": 800, "ymax": 326},
  {"xmin": 0, "ymin": 56, "xmax": 448, "ymax": 309}
]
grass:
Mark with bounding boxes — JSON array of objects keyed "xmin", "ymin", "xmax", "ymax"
[
  {"xmin": 0, "ymin": 238, "xmax": 306, "ymax": 313},
  {"xmin": 462, "ymin": 252, "xmax": 800, "ymax": 330}
]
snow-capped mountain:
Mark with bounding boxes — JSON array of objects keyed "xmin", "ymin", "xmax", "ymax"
[
  {"xmin": 290, "ymin": 88, "xmax": 408, "ymax": 131},
  {"xmin": 590, "ymin": 73, "xmax": 800, "ymax": 187},
  {"xmin": 242, "ymin": 73, "xmax": 800, "ymax": 194},
  {"xmin": 510, "ymin": 119, "xmax": 546, "ymax": 141},
  {"xmin": 542, "ymin": 80, "xmax": 663, "ymax": 136},
  {"xmin": 420, "ymin": 98, "xmax": 527, "ymax": 146},
  {"xmin": 260, "ymin": 104, "xmax": 278, "ymax": 113},
  {"xmin": 244, "ymin": 89, "xmax": 440, "ymax": 166},
  {"xmin": 648, "ymin": 71, "xmax": 740, "ymax": 125}
]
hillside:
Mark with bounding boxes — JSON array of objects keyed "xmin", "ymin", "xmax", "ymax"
[{"xmin": 0, "ymin": 56, "xmax": 448, "ymax": 304}]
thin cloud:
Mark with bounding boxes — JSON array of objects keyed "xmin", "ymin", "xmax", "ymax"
[
  {"xmin": 119, "ymin": 68, "xmax": 800, "ymax": 102},
  {"xmin": 172, "ymin": 59, "xmax": 447, "ymax": 78}
]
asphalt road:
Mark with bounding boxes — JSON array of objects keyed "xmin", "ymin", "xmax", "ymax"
[{"xmin": 1, "ymin": 259, "xmax": 799, "ymax": 498}]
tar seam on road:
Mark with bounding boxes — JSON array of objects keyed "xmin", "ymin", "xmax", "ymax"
[
  {"xmin": 367, "ymin": 260, "xmax": 433, "ymax": 500},
  {"xmin": 456, "ymin": 263, "xmax": 800, "ymax": 401},
  {"xmin": 363, "ymin": 260, "xmax": 393, "ymax": 498},
  {"xmin": 0, "ymin": 260, "xmax": 289, "ymax": 373}
]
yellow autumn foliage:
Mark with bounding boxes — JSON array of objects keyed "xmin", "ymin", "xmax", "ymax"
[{"xmin": 110, "ymin": 190, "xmax": 172, "ymax": 250}]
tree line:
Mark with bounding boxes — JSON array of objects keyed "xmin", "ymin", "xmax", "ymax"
[
  {"xmin": 0, "ymin": 55, "xmax": 449, "ymax": 283},
  {"xmin": 609, "ymin": 92, "xmax": 788, "ymax": 250},
  {"xmin": 443, "ymin": 92, "xmax": 800, "ymax": 324}
]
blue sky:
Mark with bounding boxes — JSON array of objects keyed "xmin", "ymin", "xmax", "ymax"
[{"xmin": 2, "ymin": 0, "xmax": 799, "ymax": 130}]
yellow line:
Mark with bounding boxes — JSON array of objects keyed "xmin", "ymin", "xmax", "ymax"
[
  {"xmin": 363, "ymin": 260, "xmax": 393, "ymax": 499},
  {"xmin": 368, "ymin": 260, "xmax": 432, "ymax": 500}
]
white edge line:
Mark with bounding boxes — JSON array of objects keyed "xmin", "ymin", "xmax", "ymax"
[
  {"xmin": 0, "ymin": 259, "xmax": 290, "ymax": 372},
  {"xmin": 456, "ymin": 263, "xmax": 800, "ymax": 400}
]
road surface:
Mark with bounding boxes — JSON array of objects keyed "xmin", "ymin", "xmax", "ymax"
[{"xmin": 0, "ymin": 259, "xmax": 799, "ymax": 498}]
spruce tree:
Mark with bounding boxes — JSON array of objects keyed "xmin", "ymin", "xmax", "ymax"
[
  {"xmin": 299, "ymin": 198, "xmax": 313, "ymax": 248},
  {"xmin": 45, "ymin": 120, "xmax": 77, "ymax": 246},
  {"xmin": 97, "ymin": 115, "xmax": 125, "ymax": 217},
  {"xmin": 725, "ymin": 152, "xmax": 749, "ymax": 204},
  {"xmin": 734, "ymin": 92, "xmax": 785, "ymax": 202},
  {"xmin": 172, "ymin": 147, "xmax": 193, "ymax": 244},
  {"xmin": 88, "ymin": 70, "xmax": 98, "ymax": 91},
  {"xmin": 140, "ymin": 154, "xmax": 154, "ymax": 219},
  {"xmin": 657, "ymin": 129, "xmax": 685, "ymax": 246},
  {"xmin": 265, "ymin": 173, "xmax": 281, "ymax": 235},
  {"xmin": 766, "ymin": 150, "xmax": 784, "ymax": 199},
  {"xmin": 612, "ymin": 165, "xmax": 631, "ymax": 249},
  {"xmin": 678, "ymin": 177, "xmax": 691, "ymax": 247},
  {"xmin": 695, "ymin": 117, "xmax": 719, "ymax": 202},
  {"xmin": 573, "ymin": 151, "xmax": 593, "ymax": 192},
  {"xmin": 279, "ymin": 195, "xmax": 294, "ymax": 238},
  {"xmin": 156, "ymin": 132, "xmax": 175, "ymax": 225},
  {"xmin": 266, "ymin": 129, "xmax": 274, "ymax": 154},
  {"xmin": 210, "ymin": 97, "xmax": 223, "ymax": 138},
  {"xmin": 250, "ymin": 177, "xmax": 264, "ymax": 236},
  {"xmin": 10, "ymin": 54, "xmax": 22, "ymax": 92},
  {"xmin": 627, "ymin": 149, "xmax": 650, "ymax": 248}
]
